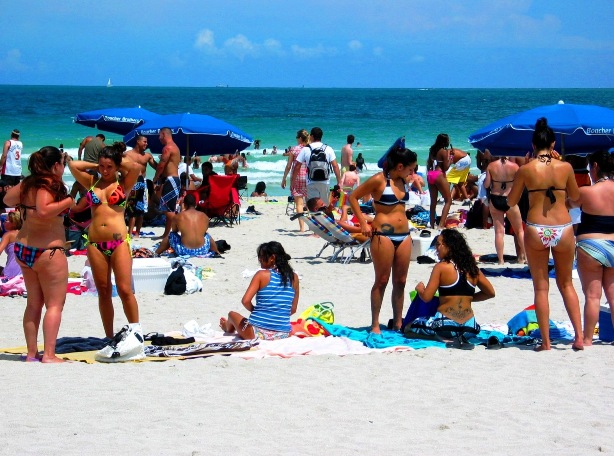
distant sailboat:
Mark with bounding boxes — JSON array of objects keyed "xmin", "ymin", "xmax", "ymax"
[{"xmin": 106, "ymin": 78, "xmax": 113, "ymax": 88}]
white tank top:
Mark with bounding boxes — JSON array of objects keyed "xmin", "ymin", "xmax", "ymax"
[{"xmin": 3, "ymin": 140, "xmax": 22, "ymax": 176}]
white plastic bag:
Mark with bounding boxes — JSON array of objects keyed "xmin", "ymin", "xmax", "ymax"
[{"xmin": 184, "ymin": 268, "xmax": 202, "ymax": 294}]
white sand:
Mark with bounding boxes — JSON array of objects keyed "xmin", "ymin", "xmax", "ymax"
[{"xmin": 1, "ymin": 199, "xmax": 613, "ymax": 455}]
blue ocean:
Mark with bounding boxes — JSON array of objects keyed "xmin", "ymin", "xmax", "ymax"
[{"xmin": 1, "ymin": 85, "xmax": 614, "ymax": 195}]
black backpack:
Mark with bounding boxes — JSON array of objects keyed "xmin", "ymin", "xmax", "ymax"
[
  {"xmin": 307, "ymin": 144, "xmax": 331, "ymax": 181},
  {"xmin": 465, "ymin": 199, "xmax": 484, "ymax": 229},
  {"xmin": 164, "ymin": 266, "xmax": 187, "ymax": 295}
]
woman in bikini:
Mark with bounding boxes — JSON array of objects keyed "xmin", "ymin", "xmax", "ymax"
[
  {"xmin": 484, "ymin": 156, "xmax": 526, "ymax": 264},
  {"xmin": 507, "ymin": 117, "xmax": 583, "ymax": 351},
  {"xmin": 408, "ymin": 229, "xmax": 495, "ymax": 339},
  {"xmin": 426, "ymin": 133, "xmax": 452, "ymax": 229},
  {"xmin": 568, "ymin": 149, "xmax": 614, "ymax": 345},
  {"xmin": 4, "ymin": 146, "xmax": 76, "ymax": 363},
  {"xmin": 281, "ymin": 129, "xmax": 309, "ymax": 232},
  {"xmin": 68, "ymin": 142, "xmax": 141, "ymax": 339},
  {"xmin": 349, "ymin": 145, "xmax": 417, "ymax": 333}
]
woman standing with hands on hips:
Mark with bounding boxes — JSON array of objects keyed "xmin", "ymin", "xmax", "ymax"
[
  {"xmin": 507, "ymin": 118, "xmax": 583, "ymax": 351},
  {"xmin": 4, "ymin": 146, "xmax": 76, "ymax": 363},
  {"xmin": 68, "ymin": 142, "xmax": 143, "ymax": 360},
  {"xmin": 349, "ymin": 145, "xmax": 417, "ymax": 333}
]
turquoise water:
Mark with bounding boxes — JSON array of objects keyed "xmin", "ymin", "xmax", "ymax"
[{"xmin": 1, "ymin": 85, "xmax": 614, "ymax": 195}]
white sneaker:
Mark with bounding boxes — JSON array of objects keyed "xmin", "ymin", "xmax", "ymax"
[{"xmin": 96, "ymin": 323, "xmax": 145, "ymax": 362}]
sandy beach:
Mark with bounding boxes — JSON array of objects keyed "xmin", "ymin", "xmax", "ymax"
[{"xmin": 0, "ymin": 198, "xmax": 612, "ymax": 456}]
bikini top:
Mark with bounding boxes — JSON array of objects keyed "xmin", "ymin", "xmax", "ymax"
[
  {"xmin": 373, "ymin": 178, "xmax": 409, "ymax": 206},
  {"xmin": 490, "ymin": 179, "xmax": 513, "ymax": 191},
  {"xmin": 576, "ymin": 212, "xmax": 614, "ymax": 236},
  {"xmin": 86, "ymin": 179, "xmax": 126, "ymax": 207},
  {"xmin": 527, "ymin": 186, "xmax": 565, "ymax": 204},
  {"xmin": 17, "ymin": 202, "xmax": 70, "ymax": 220},
  {"xmin": 439, "ymin": 267, "xmax": 476, "ymax": 297}
]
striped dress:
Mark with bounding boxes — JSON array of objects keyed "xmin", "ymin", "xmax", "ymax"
[{"xmin": 249, "ymin": 270, "xmax": 295, "ymax": 332}]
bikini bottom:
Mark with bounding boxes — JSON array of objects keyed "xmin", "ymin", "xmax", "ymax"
[
  {"xmin": 85, "ymin": 234, "xmax": 131, "ymax": 257},
  {"xmin": 427, "ymin": 170, "xmax": 442, "ymax": 185},
  {"xmin": 526, "ymin": 222, "xmax": 572, "ymax": 249},
  {"xmin": 488, "ymin": 194, "xmax": 510, "ymax": 212},
  {"xmin": 14, "ymin": 242, "xmax": 66, "ymax": 269},
  {"xmin": 373, "ymin": 231, "xmax": 411, "ymax": 248},
  {"xmin": 576, "ymin": 238, "xmax": 614, "ymax": 268}
]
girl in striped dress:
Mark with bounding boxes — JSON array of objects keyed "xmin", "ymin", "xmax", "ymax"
[{"xmin": 220, "ymin": 241, "xmax": 299, "ymax": 340}]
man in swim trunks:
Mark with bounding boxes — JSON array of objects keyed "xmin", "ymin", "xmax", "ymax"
[
  {"xmin": 153, "ymin": 127, "xmax": 181, "ymax": 240},
  {"xmin": 125, "ymin": 135, "xmax": 157, "ymax": 238},
  {"xmin": 155, "ymin": 193, "xmax": 221, "ymax": 257}
]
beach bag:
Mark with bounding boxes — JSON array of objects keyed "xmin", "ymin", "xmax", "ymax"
[
  {"xmin": 299, "ymin": 302, "xmax": 335, "ymax": 324},
  {"xmin": 165, "ymin": 265, "xmax": 187, "ymax": 295},
  {"xmin": 307, "ymin": 144, "xmax": 331, "ymax": 181},
  {"xmin": 95, "ymin": 324, "xmax": 145, "ymax": 362},
  {"xmin": 465, "ymin": 199, "xmax": 484, "ymax": 229}
]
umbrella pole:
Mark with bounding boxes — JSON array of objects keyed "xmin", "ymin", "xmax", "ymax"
[{"xmin": 560, "ymin": 134, "xmax": 566, "ymax": 158}]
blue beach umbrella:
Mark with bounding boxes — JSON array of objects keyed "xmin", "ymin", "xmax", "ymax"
[
  {"xmin": 123, "ymin": 113, "xmax": 253, "ymax": 156},
  {"xmin": 377, "ymin": 136, "xmax": 405, "ymax": 168},
  {"xmin": 74, "ymin": 107, "xmax": 161, "ymax": 135},
  {"xmin": 468, "ymin": 103, "xmax": 614, "ymax": 156}
]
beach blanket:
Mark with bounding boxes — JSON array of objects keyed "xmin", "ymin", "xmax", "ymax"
[{"xmin": 317, "ymin": 321, "xmax": 446, "ymax": 349}]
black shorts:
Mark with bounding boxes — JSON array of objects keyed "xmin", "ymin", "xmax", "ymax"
[{"xmin": 1, "ymin": 175, "xmax": 21, "ymax": 186}]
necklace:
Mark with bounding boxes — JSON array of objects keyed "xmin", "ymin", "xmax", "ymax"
[{"xmin": 596, "ymin": 176, "xmax": 611, "ymax": 184}]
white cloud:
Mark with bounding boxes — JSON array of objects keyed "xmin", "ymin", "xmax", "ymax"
[
  {"xmin": 224, "ymin": 34, "xmax": 256, "ymax": 60},
  {"xmin": 264, "ymin": 39, "xmax": 285, "ymax": 56},
  {"xmin": 291, "ymin": 44, "xmax": 338, "ymax": 59},
  {"xmin": 348, "ymin": 40, "xmax": 362, "ymax": 51},
  {"xmin": 0, "ymin": 49, "xmax": 28, "ymax": 72},
  {"xmin": 194, "ymin": 29, "xmax": 218, "ymax": 53}
]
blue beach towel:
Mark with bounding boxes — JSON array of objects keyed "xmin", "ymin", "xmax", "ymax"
[{"xmin": 315, "ymin": 320, "xmax": 446, "ymax": 349}]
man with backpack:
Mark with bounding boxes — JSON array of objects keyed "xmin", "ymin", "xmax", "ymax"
[{"xmin": 292, "ymin": 127, "xmax": 341, "ymax": 205}]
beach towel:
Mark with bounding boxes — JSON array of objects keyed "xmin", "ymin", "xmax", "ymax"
[{"xmin": 316, "ymin": 320, "xmax": 446, "ymax": 349}]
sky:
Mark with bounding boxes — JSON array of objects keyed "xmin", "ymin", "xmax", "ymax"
[{"xmin": 0, "ymin": 0, "xmax": 612, "ymax": 88}]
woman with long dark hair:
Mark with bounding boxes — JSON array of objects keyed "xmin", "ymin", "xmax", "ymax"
[
  {"xmin": 4, "ymin": 146, "xmax": 75, "ymax": 362},
  {"xmin": 508, "ymin": 117, "xmax": 583, "ymax": 351},
  {"xmin": 349, "ymin": 145, "xmax": 417, "ymax": 332},
  {"xmin": 569, "ymin": 149, "xmax": 614, "ymax": 345},
  {"xmin": 68, "ymin": 142, "xmax": 142, "ymax": 359},
  {"xmin": 409, "ymin": 229, "xmax": 495, "ymax": 338},
  {"xmin": 427, "ymin": 133, "xmax": 452, "ymax": 228},
  {"xmin": 220, "ymin": 241, "xmax": 299, "ymax": 340}
]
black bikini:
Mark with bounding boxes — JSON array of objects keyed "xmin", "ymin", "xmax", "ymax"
[{"xmin": 527, "ymin": 186, "xmax": 565, "ymax": 204}]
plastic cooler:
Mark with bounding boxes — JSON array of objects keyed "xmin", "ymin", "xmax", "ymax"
[
  {"xmin": 411, "ymin": 230, "xmax": 438, "ymax": 261},
  {"xmin": 132, "ymin": 258, "xmax": 171, "ymax": 293},
  {"xmin": 599, "ymin": 305, "xmax": 614, "ymax": 342}
]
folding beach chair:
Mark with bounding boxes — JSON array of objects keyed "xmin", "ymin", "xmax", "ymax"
[
  {"xmin": 297, "ymin": 213, "xmax": 348, "ymax": 261},
  {"xmin": 200, "ymin": 174, "xmax": 240, "ymax": 226},
  {"xmin": 285, "ymin": 196, "xmax": 295, "ymax": 216},
  {"xmin": 236, "ymin": 175, "xmax": 248, "ymax": 200},
  {"xmin": 311, "ymin": 212, "xmax": 371, "ymax": 264}
]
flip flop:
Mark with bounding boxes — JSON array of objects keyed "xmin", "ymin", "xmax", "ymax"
[{"xmin": 486, "ymin": 335, "xmax": 503, "ymax": 350}]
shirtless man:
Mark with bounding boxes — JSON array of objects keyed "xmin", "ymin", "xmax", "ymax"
[
  {"xmin": 78, "ymin": 134, "xmax": 105, "ymax": 163},
  {"xmin": 153, "ymin": 127, "xmax": 181, "ymax": 239},
  {"xmin": 124, "ymin": 135, "xmax": 157, "ymax": 238},
  {"xmin": 340, "ymin": 134, "xmax": 355, "ymax": 173},
  {"xmin": 155, "ymin": 194, "xmax": 221, "ymax": 257}
]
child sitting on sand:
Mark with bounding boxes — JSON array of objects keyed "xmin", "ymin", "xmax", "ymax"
[{"xmin": 220, "ymin": 241, "xmax": 299, "ymax": 340}]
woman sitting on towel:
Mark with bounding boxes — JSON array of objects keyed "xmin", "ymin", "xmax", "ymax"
[
  {"xmin": 484, "ymin": 156, "xmax": 526, "ymax": 265},
  {"xmin": 507, "ymin": 117, "xmax": 583, "ymax": 352},
  {"xmin": 4, "ymin": 146, "xmax": 76, "ymax": 362},
  {"xmin": 0, "ymin": 210, "xmax": 23, "ymax": 279},
  {"xmin": 68, "ymin": 143, "xmax": 142, "ymax": 340},
  {"xmin": 568, "ymin": 149, "xmax": 614, "ymax": 346},
  {"xmin": 349, "ymin": 145, "xmax": 417, "ymax": 333},
  {"xmin": 407, "ymin": 229, "xmax": 495, "ymax": 338},
  {"xmin": 220, "ymin": 241, "xmax": 299, "ymax": 340}
]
